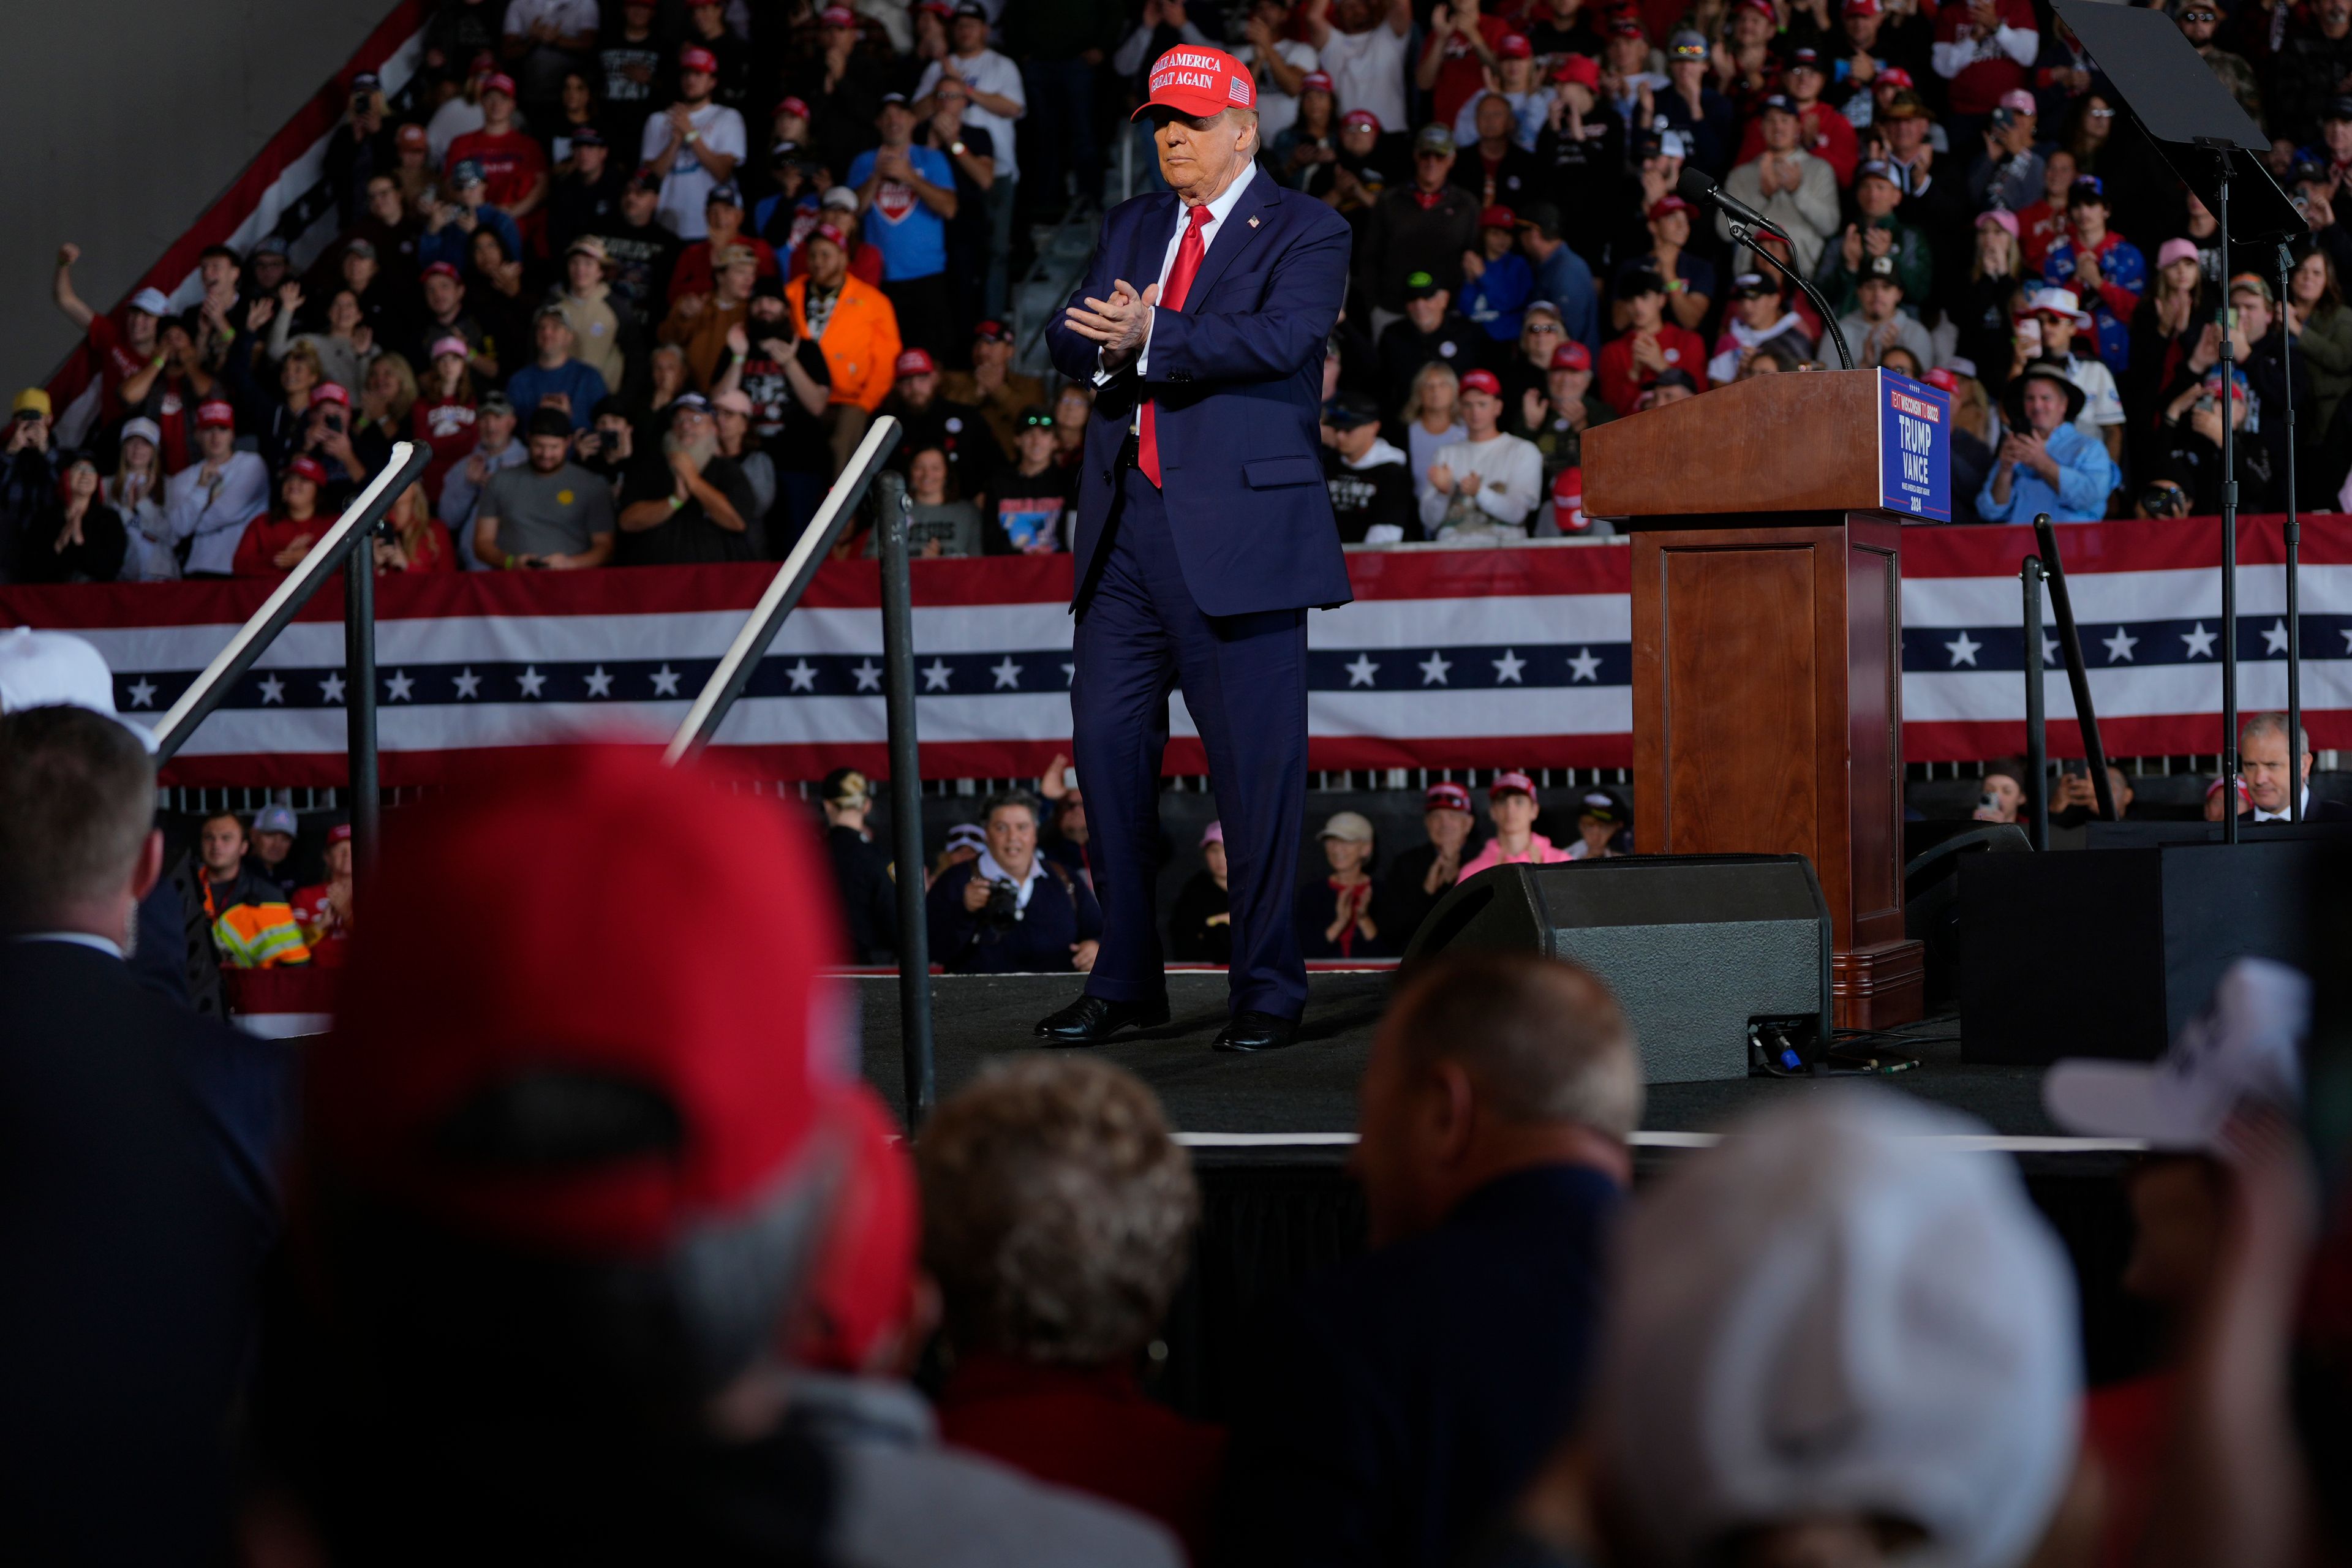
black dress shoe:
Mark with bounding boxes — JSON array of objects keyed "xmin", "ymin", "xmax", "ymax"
[
  {"xmin": 1212, "ymin": 1011, "xmax": 1300, "ymax": 1054},
  {"xmin": 1033, "ymin": 993, "xmax": 1171, "ymax": 1046}
]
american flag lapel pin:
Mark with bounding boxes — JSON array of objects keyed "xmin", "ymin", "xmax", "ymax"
[{"xmin": 1247, "ymin": 216, "xmax": 1260, "ymax": 228}]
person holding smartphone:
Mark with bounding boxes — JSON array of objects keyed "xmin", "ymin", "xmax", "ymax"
[{"xmin": 473, "ymin": 407, "xmax": 616, "ymax": 570}]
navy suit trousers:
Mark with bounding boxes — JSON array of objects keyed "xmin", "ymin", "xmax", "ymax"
[{"xmin": 1073, "ymin": 463, "xmax": 1310, "ymax": 1020}]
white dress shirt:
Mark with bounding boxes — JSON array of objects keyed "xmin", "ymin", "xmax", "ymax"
[
  {"xmin": 11, "ymin": 932, "xmax": 124, "ymax": 960},
  {"xmin": 2253, "ymin": 784, "xmax": 2310, "ymax": 823},
  {"xmin": 1096, "ymin": 161, "xmax": 1262, "ymax": 396}
]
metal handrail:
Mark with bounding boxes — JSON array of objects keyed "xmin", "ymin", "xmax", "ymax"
[
  {"xmin": 151, "ymin": 443, "xmax": 424, "ymax": 761},
  {"xmin": 663, "ymin": 416, "xmax": 904, "ymax": 763}
]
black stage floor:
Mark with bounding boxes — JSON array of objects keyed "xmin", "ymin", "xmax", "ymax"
[{"xmin": 853, "ymin": 968, "xmax": 2081, "ymax": 1153}]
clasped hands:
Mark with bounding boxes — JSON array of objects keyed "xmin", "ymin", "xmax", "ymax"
[{"xmin": 1063, "ymin": 278, "xmax": 1161, "ymax": 373}]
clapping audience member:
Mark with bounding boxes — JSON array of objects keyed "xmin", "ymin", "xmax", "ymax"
[
  {"xmin": 1300, "ymin": 809, "xmax": 1389, "ymax": 960},
  {"xmin": 715, "ymin": 300, "xmax": 834, "ymax": 551},
  {"xmin": 107, "ymin": 417, "xmax": 175, "ymax": 581},
  {"xmin": 1420, "ymin": 369, "xmax": 1543, "ymax": 540},
  {"xmin": 919, "ymin": 1055, "xmax": 1217, "ymax": 1559},
  {"xmin": 940, "ymin": 318, "xmax": 1046, "ymax": 455},
  {"xmin": 1383, "ymin": 780, "xmax": 1478, "ymax": 946},
  {"xmin": 927, "ymin": 789, "xmax": 1101, "ymax": 974},
  {"xmin": 1223, "ymin": 952, "xmax": 1642, "ymax": 1568},
  {"xmin": 506, "ymin": 308, "xmax": 608, "ymax": 435},
  {"xmin": 617, "ymin": 392, "xmax": 757, "ymax": 564},
  {"xmin": 1480, "ymin": 1091, "xmax": 2081, "ymax": 1568},
  {"xmin": 290, "ymin": 821, "xmax": 356, "ymax": 965},
  {"xmin": 18, "ymin": 453, "xmax": 127, "ymax": 586},
  {"xmin": 1977, "ymin": 362, "xmax": 2116, "ymax": 522},
  {"xmin": 0, "ymin": 705, "xmax": 287, "ymax": 1566}
]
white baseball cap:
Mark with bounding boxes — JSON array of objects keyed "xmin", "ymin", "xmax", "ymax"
[
  {"xmin": 2044, "ymin": 957, "xmax": 2307, "ymax": 1150},
  {"xmin": 0, "ymin": 627, "xmax": 159, "ymax": 752},
  {"xmin": 1596, "ymin": 1089, "xmax": 2081, "ymax": 1568}
]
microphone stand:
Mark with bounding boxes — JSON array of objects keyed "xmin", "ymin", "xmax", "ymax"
[{"xmin": 1719, "ymin": 212, "xmax": 1855, "ymax": 371}]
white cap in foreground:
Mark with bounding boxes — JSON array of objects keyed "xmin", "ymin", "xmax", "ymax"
[
  {"xmin": 2044, "ymin": 957, "xmax": 2307, "ymax": 1150},
  {"xmin": 0, "ymin": 627, "xmax": 159, "ymax": 752},
  {"xmin": 1596, "ymin": 1089, "xmax": 2081, "ymax": 1568}
]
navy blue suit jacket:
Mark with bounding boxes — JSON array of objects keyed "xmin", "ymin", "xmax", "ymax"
[
  {"xmin": 1216, "ymin": 1165, "xmax": 1622, "ymax": 1568},
  {"xmin": 1046, "ymin": 172, "xmax": 1355, "ymax": 619}
]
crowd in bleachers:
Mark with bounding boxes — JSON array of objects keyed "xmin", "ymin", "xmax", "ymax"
[{"xmin": 7, "ymin": 0, "xmax": 2352, "ymax": 588}]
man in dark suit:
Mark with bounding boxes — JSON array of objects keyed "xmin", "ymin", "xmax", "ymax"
[
  {"xmin": 1039, "ymin": 45, "xmax": 1353, "ymax": 1054},
  {"xmin": 1217, "ymin": 952, "xmax": 1642, "ymax": 1567},
  {"xmin": 2241, "ymin": 710, "xmax": 2352, "ymax": 823},
  {"xmin": 0, "ymin": 706, "xmax": 283, "ymax": 1566}
]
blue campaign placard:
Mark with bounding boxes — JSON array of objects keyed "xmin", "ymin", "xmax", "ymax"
[{"xmin": 1879, "ymin": 371, "xmax": 1951, "ymax": 521}]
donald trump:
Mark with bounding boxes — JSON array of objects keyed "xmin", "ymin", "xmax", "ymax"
[{"xmin": 1038, "ymin": 47, "xmax": 1352, "ymax": 1054}]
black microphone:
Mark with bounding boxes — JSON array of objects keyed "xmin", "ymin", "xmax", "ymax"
[{"xmin": 1676, "ymin": 168, "xmax": 1787, "ymax": 242}]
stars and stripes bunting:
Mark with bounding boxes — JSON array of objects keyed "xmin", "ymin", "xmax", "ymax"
[{"xmin": 2, "ymin": 516, "xmax": 2345, "ymax": 786}]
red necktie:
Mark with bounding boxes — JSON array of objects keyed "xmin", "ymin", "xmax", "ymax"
[{"xmin": 1139, "ymin": 202, "xmax": 1213, "ymax": 488}]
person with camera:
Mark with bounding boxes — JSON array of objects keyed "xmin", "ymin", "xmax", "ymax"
[
  {"xmin": 1975, "ymin": 361, "xmax": 2116, "ymax": 522},
  {"xmin": 926, "ymin": 790, "xmax": 1101, "ymax": 977}
]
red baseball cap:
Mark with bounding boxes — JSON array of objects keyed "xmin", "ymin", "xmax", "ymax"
[
  {"xmin": 1550, "ymin": 341, "xmax": 1593, "ymax": 372},
  {"xmin": 310, "ymin": 744, "xmax": 849, "ymax": 1258},
  {"xmin": 397, "ymin": 123, "xmax": 428, "ymax": 151},
  {"xmin": 326, "ymin": 821, "xmax": 354, "ymax": 846},
  {"xmin": 1879, "ymin": 66, "xmax": 1913, "ymax": 88},
  {"xmin": 1341, "ymin": 108, "xmax": 1383, "ymax": 133},
  {"xmin": 820, "ymin": 5, "xmax": 858, "ymax": 25},
  {"xmin": 1844, "ymin": 0, "xmax": 1882, "ymax": 13},
  {"xmin": 1133, "ymin": 45, "xmax": 1257, "ymax": 120},
  {"xmin": 680, "ymin": 45, "xmax": 720, "ymax": 74},
  {"xmin": 809, "ymin": 221, "xmax": 850, "ymax": 249},
  {"xmin": 1301, "ymin": 69, "xmax": 1335, "ymax": 94},
  {"xmin": 196, "ymin": 399, "xmax": 236, "ymax": 429},
  {"xmin": 311, "ymin": 381, "xmax": 350, "ymax": 407},
  {"xmin": 1497, "ymin": 32, "xmax": 1534, "ymax": 58},
  {"xmin": 1924, "ymin": 367, "xmax": 1962, "ymax": 393},
  {"xmin": 788, "ymin": 1085, "xmax": 918, "ymax": 1373},
  {"xmin": 1491, "ymin": 770, "xmax": 1538, "ymax": 800},
  {"xmin": 480, "ymin": 72, "xmax": 516, "ymax": 97},
  {"xmin": 894, "ymin": 348, "xmax": 937, "ymax": 377},
  {"xmin": 973, "ymin": 319, "xmax": 1013, "ymax": 344},
  {"xmin": 1480, "ymin": 203, "xmax": 1518, "ymax": 230},
  {"xmin": 775, "ymin": 95, "xmax": 812, "ymax": 119},
  {"xmin": 1648, "ymin": 194, "xmax": 1696, "ymax": 220},
  {"xmin": 285, "ymin": 456, "xmax": 330, "ymax": 486},
  {"xmin": 1459, "ymin": 369, "xmax": 1503, "ymax": 397},
  {"xmin": 1553, "ymin": 53, "xmax": 1602, "ymax": 88},
  {"xmin": 421, "ymin": 260, "xmax": 462, "ymax": 284},
  {"xmin": 1425, "ymin": 782, "xmax": 1473, "ymax": 813}
]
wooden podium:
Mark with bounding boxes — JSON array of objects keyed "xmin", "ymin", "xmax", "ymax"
[{"xmin": 1585, "ymin": 371, "xmax": 1927, "ymax": 1028}]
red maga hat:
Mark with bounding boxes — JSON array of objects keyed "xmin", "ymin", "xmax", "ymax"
[
  {"xmin": 1553, "ymin": 53, "xmax": 1602, "ymax": 87},
  {"xmin": 1133, "ymin": 45, "xmax": 1257, "ymax": 119},
  {"xmin": 1497, "ymin": 32, "xmax": 1533, "ymax": 57},
  {"xmin": 284, "ymin": 456, "xmax": 330, "ymax": 486},
  {"xmin": 1550, "ymin": 341, "xmax": 1593, "ymax": 371},
  {"xmin": 1459, "ymin": 368, "xmax": 1503, "ymax": 396},
  {"xmin": 775, "ymin": 95, "xmax": 812, "ymax": 119},
  {"xmin": 1491, "ymin": 770, "xmax": 1538, "ymax": 799},
  {"xmin": 196, "ymin": 398, "xmax": 236, "ymax": 429},
  {"xmin": 680, "ymin": 45, "xmax": 720, "ymax": 74},
  {"xmin": 1425, "ymin": 781, "xmax": 1473, "ymax": 812},
  {"xmin": 311, "ymin": 744, "xmax": 849, "ymax": 1258},
  {"xmin": 894, "ymin": 347, "xmax": 937, "ymax": 377},
  {"xmin": 480, "ymin": 71, "xmax": 516, "ymax": 97},
  {"xmin": 1479, "ymin": 203, "xmax": 1518, "ymax": 229}
]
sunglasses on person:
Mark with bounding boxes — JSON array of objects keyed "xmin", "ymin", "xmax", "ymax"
[
  {"xmin": 2089, "ymin": 107, "xmax": 2116, "ymax": 118},
  {"xmin": 1525, "ymin": 321, "xmax": 1565, "ymax": 334},
  {"xmin": 2180, "ymin": 9, "xmax": 2216, "ymax": 20}
]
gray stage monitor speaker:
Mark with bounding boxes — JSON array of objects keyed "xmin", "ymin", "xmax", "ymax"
[{"xmin": 1401, "ymin": 855, "xmax": 1833, "ymax": 1083}]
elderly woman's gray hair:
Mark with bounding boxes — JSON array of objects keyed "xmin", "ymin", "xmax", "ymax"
[{"xmin": 918, "ymin": 1055, "xmax": 1199, "ymax": 1366}]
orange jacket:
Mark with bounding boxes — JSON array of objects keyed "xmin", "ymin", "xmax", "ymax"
[{"xmin": 786, "ymin": 273, "xmax": 902, "ymax": 414}]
